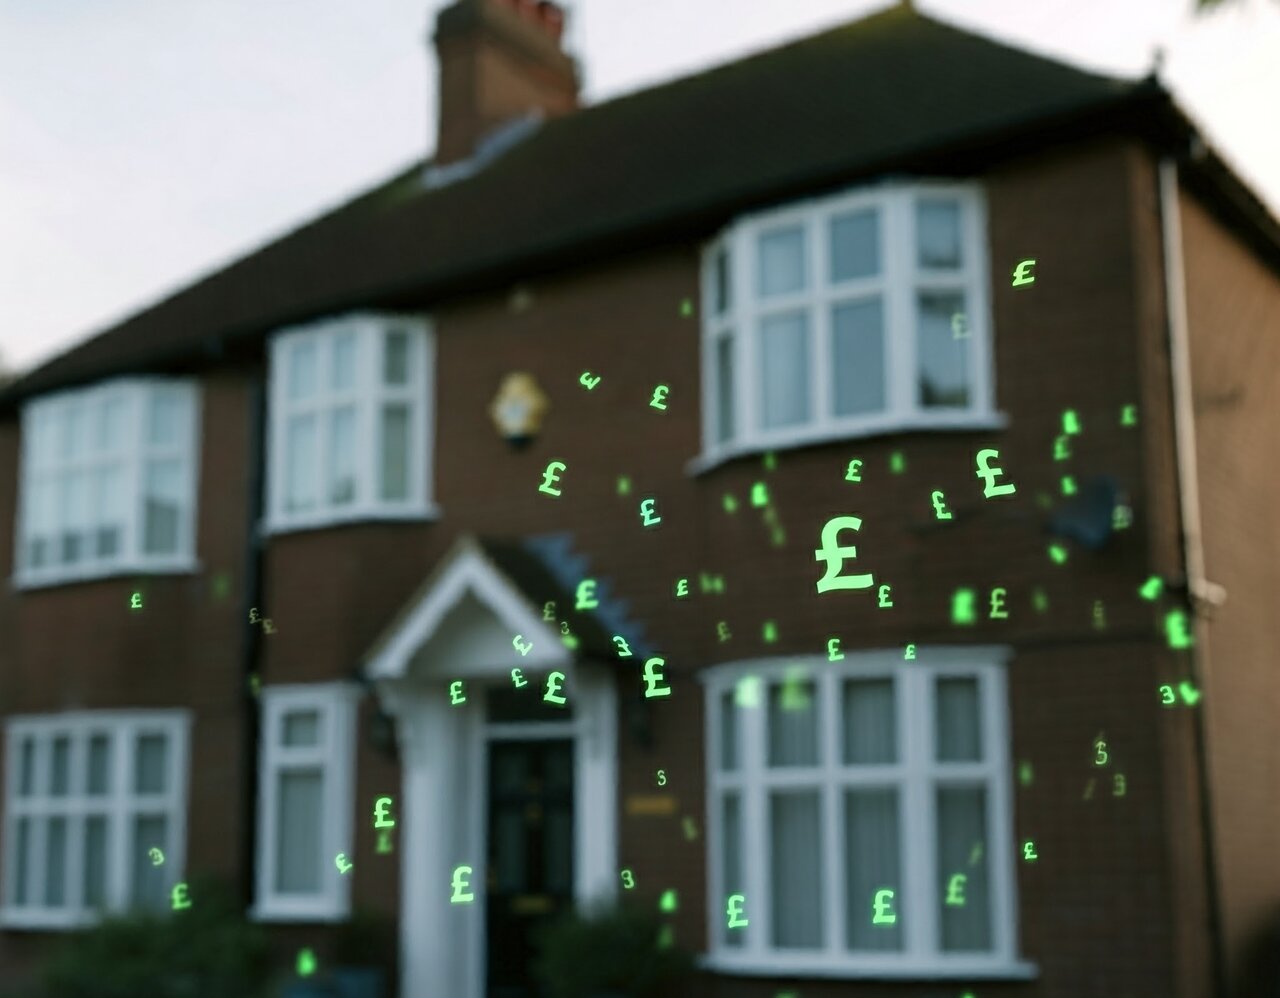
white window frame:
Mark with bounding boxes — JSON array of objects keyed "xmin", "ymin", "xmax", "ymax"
[
  {"xmin": 266, "ymin": 313, "xmax": 436, "ymax": 534},
  {"xmin": 694, "ymin": 182, "xmax": 1005, "ymax": 472},
  {"xmin": 1, "ymin": 711, "xmax": 192, "ymax": 930},
  {"xmin": 252, "ymin": 683, "xmax": 358, "ymax": 922},
  {"xmin": 700, "ymin": 648, "xmax": 1035, "ymax": 980},
  {"xmin": 14, "ymin": 378, "xmax": 201, "ymax": 589}
]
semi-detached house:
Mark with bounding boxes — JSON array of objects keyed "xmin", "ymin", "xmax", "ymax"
[{"xmin": 2, "ymin": 2, "xmax": 1280, "ymax": 997}]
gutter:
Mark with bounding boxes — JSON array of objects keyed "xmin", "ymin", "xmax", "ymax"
[{"xmin": 1158, "ymin": 156, "xmax": 1228, "ymax": 998}]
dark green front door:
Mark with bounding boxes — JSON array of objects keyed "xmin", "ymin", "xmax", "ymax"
[{"xmin": 486, "ymin": 739, "xmax": 574, "ymax": 998}]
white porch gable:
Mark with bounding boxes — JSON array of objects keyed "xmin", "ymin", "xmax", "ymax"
[{"xmin": 364, "ymin": 535, "xmax": 618, "ymax": 998}]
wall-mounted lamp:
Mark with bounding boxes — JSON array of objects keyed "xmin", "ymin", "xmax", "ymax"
[{"xmin": 489, "ymin": 371, "xmax": 550, "ymax": 449}]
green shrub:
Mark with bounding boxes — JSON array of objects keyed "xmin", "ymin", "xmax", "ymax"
[
  {"xmin": 39, "ymin": 877, "xmax": 269, "ymax": 998},
  {"xmin": 532, "ymin": 900, "xmax": 694, "ymax": 998}
]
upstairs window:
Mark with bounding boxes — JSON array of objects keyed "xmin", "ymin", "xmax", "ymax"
[
  {"xmin": 701, "ymin": 184, "xmax": 996, "ymax": 462},
  {"xmin": 268, "ymin": 315, "xmax": 433, "ymax": 532},
  {"xmin": 1, "ymin": 712, "xmax": 191, "ymax": 929},
  {"xmin": 16, "ymin": 380, "xmax": 200, "ymax": 587}
]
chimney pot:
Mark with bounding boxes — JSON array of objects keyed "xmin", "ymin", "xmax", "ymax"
[{"xmin": 537, "ymin": 1, "xmax": 565, "ymax": 41}]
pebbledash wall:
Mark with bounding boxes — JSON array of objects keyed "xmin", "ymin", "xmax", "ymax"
[{"xmin": 0, "ymin": 132, "xmax": 1266, "ymax": 998}]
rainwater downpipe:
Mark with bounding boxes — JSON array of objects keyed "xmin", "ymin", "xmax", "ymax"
[
  {"xmin": 1158, "ymin": 155, "xmax": 1227, "ymax": 998},
  {"xmin": 239, "ymin": 374, "xmax": 267, "ymax": 907}
]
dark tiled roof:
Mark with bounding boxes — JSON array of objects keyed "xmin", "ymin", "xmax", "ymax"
[{"xmin": 3, "ymin": 4, "xmax": 1167, "ymax": 407}]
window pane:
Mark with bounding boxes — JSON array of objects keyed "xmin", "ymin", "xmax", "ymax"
[
  {"xmin": 722, "ymin": 794, "xmax": 742, "ymax": 948},
  {"xmin": 134, "ymin": 734, "xmax": 167, "ymax": 794},
  {"xmin": 50, "ymin": 736, "xmax": 70, "ymax": 796},
  {"xmin": 18, "ymin": 737, "xmax": 35, "ymax": 796},
  {"xmin": 917, "ymin": 291, "xmax": 970, "ymax": 408},
  {"xmin": 92, "ymin": 466, "xmax": 125, "ymax": 559},
  {"xmin": 917, "ymin": 200, "xmax": 962, "ymax": 269},
  {"xmin": 286, "ymin": 414, "xmax": 317, "ymax": 511},
  {"xmin": 734, "ymin": 674, "xmax": 762, "ymax": 709},
  {"xmin": 84, "ymin": 815, "xmax": 107, "ymax": 909},
  {"xmin": 937, "ymin": 786, "xmax": 991, "ymax": 951},
  {"xmin": 59, "ymin": 403, "xmax": 85, "ymax": 461},
  {"xmin": 845, "ymin": 788, "xmax": 902, "ymax": 951},
  {"xmin": 57, "ymin": 471, "xmax": 88, "ymax": 565},
  {"xmin": 842, "ymin": 679, "xmax": 896, "ymax": 764},
  {"xmin": 288, "ymin": 339, "xmax": 318, "ymax": 401},
  {"xmin": 832, "ymin": 298, "xmax": 885, "ymax": 417},
  {"xmin": 332, "ymin": 332, "xmax": 356, "ymax": 392},
  {"xmin": 26, "ymin": 536, "xmax": 47, "ymax": 570},
  {"xmin": 759, "ymin": 312, "xmax": 810, "ymax": 430},
  {"xmin": 768, "ymin": 680, "xmax": 818, "ymax": 766},
  {"xmin": 719, "ymin": 692, "xmax": 737, "ymax": 771},
  {"xmin": 28, "ymin": 408, "xmax": 57, "ymax": 469},
  {"xmin": 87, "ymin": 735, "xmax": 111, "ymax": 795},
  {"xmin": 147, "ymin": 390, "xmax": 185, "ymax": 448},
  {"xmin": 11, "ymin": 818, "xmax": 30, "ymax": 905},
  {"xmin": 830, "ymin": 209, "xmax": 879, "ymax": 281},
  {"xmin": 276, "ymin": 770, "xmax": 322, "ymax": 893},
  {"xmin": 384, "ymin": 330, "xmax": 409, "ymax": 386},
  {"xmin": 96, "ymin": 396, "xmax": 126, "ymax": 453},
  {"xmin": 713, "ymin": 248, "xmax": 731, "ymax": 315},
  {"xmin": 380, "ymin": 404, "xmax": 410, "ymax": 501},
  {"xmin": 936, "ymin": 677, "xmax": 982, "ymax": 761},
  {"xmin": 25, "ymin": 478, "xmax": 54, "ymax": 570},
  {"xmin": 45, "ymin": 816, "xmax": 67, "ymax": 906},
  {"xmin": 715, "ymin": 335, "xmax": 734, "ymax": 444},
  {"xmin": 131, "ymin": 815, "xmax": 167, "ymax": 910},
  {"xmin": 328, "ymin": 407, "xmax": 357, "ymax": 506},
  {"xmin": 770, "ymin": 792, "xmax": 822, "ymax": 948},
  {"xmin": 143, "ymin": 460, "xmax": 182, "ymax": 555},
  {"xmin": 282, "ymin": 710, "xmax": 320, "ymax": 747},
  {"xmin": 758, "ymin": 226, "xmax": 806, "ymax": 297}
]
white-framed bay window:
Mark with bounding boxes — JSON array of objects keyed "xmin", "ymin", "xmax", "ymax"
[
  {"xmin": 252, "ymin": 683, "xmax": 357, "ymax": 921},
  {"xmin": 15, "ymin": 379, "xmax": 200, "ymax": 587},
  {"xmin": 1, "ymin": 711, "xmax": 191, "ymax": 929},
  {"xmin": 267, "ymin": 313, "xmax": 434, "ymax": 532},
  {"xmin": 702, "ymin": 649, "xmax": 1033, "ymax": 979},
  {"xmin": 698, "ymin": 182, "xmax": 1002, "ymax": 467}
]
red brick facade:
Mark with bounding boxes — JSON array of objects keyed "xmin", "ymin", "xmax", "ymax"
[{"xmin": 0, "ymin": 124, "xmax": 1277, "ymax": 998}]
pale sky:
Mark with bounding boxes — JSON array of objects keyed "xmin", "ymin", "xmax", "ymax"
[{"xmin": 1, "ymin": 0, "xmax": 1276, "ymax": 375}]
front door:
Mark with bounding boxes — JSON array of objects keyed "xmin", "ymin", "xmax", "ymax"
[{"xmin": 486, "ymin": 738, "xmax": 575, "ymax": 998}]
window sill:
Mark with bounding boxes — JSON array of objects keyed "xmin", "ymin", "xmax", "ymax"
[
  {"xmin": 249, "ymin": 902, "xmax": 350, "ymax": 924},
  {"xmin": 13, "ymin": 558, "xmax": 202, "ymax": 592},
  {"xmin": 688, "ymin": 411, "xmax": 1010, "ymax": 476},
  {"xmin": 264, "ymin": 502, "xmax": 442, "ymax": 537},
  {"xmin": 698, "ymin": 952, "xmax": 1038, "ymax": 980},
  {"xmin": 0, "ymin": 908, "xmax": 99, "ymax": 931}
]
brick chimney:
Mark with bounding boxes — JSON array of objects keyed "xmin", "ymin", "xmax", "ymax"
[{"xmin": 431, "ymin": 0, "xmax": 579, "ymax": 167}]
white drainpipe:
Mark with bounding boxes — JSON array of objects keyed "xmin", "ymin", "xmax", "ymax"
[{"xmin": 1158, "ymin": 155, "xmax": 1226, "ymax": 998}]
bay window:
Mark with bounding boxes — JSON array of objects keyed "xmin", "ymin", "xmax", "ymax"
[
  {"xmin": 268, "ymin": 314, "xmax": 433, "ymax": 531},
  {"xmin": 2, "ymin": 712, "xmax": 191, "ymax": 928},
  {"xmin": 700, "ymin": 183, "xmax": 999, "ymax": 464},
  {"xmin": 703, "ymin": 650, "xmax": 1029, "ymax": 978},
  {"xmin": 16, "ymin": 380, "xmax": 199, "ymax": 587}
]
